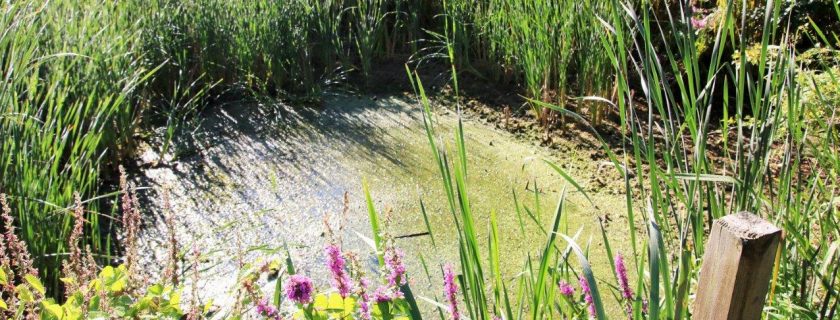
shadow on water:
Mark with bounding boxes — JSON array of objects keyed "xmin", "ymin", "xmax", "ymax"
[
  {"xmin": 133, "ymin": 95, "xmax": 434, "ymax": 306},
  {"xmin": 147, "ymin": 95, "xmax": 418, "ymax": 204}
]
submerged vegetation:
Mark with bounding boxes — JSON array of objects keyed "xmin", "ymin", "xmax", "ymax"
[{"xmin": 1, "ymin": 0, "xmax": 839, "ymax": 319}]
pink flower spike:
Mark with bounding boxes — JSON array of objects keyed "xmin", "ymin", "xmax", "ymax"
[
  {"xmin": 357, "ymin": 278, "xmax": 372, "ymax": 320},
  {"xmin": 385, "ymin": 247, "xmax": 407, "ymax": 287},
  {"xmin": 374, "ymin": 286, "xmax": 393, "ymax": 303},
  {"xmin": 615, "ymin": 253, "xmax": 634, "ymax": 301},
  {"xmin": 579, "ymin": 277, "xmax": 596, "ymax": 318},
  {"xmin": 443, "ymin": 264, "xmax": 461, "ymax": 320},
  {"xmin": 325, "ymin": 244, "xmax": 353, "ymax": 298},
  {"xmin": 615, "ymin": 253, "xmax": 635, "ymax": 316},
  {"xmin": 256, "ymin": 298, "xmax": 281, "ymax": 320}
]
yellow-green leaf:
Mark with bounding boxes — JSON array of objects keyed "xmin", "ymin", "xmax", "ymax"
[
  {"xmin": 25, "ymin": 274, "xmax": 45, "ymax": 295},
  {"xmin": 98, "ymin": 266, "xmax": 115, "ymax": 279},
  {"xmin": 108, "ymin": 277, "xmax": 127, "ymax": 293},
  {"xmin": 326, "ymin": 292, "xmax": 355, "ymax": 311},
  {"xmin": 16, "ymin": 284, "xmax": 33, "ymax": 302},
  {"xmin": 311, "ymin": 292, "xmax": 356, "ymax": 316},
  {"xmin": 0, "ymin": 267, "xmax": 6, "ymax": 285},
  {"xmin": 41, "ymin": 300, "xmax": 64, "ymax": 318},
  {"xmin": 203, "ymin": 299, "xmax": 214, "ymax": 314},
  {"xmin": 101, "ymin": 266, "xmax": 127, "ymax": 293},
  {"xmin": 313, "ymin": 293, "xmax": 329, "ymax": 309},
  {"xmin": 268, "ymin": 260, "xmax": 281, "ymax": 271},
  {"xmin": 169, "ymin": 289, "xmax": 182, "ymax": 307},
  {"xmin": 0, "ymin": 297, "xmax": 7, "ymax": 310}
]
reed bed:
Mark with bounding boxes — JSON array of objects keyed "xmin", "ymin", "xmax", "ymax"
[
  {"xmin": 410, "ymin": 0, "xmax": 840, "ymax": 318},
  {"xmin": 435, "ymin": 0, "xmax": 617, "ymax": 126},
  {"xmin": 0, "ymin": 0, "xmax": 150, "ymax": 292}
]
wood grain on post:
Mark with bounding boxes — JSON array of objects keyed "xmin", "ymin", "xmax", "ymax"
[{"xmin": 694, "ymin": 212, "xmax": 782, "ymax": 320}]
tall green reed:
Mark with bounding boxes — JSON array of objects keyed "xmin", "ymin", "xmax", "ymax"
[
  {"xmin": 407, "ymin": 0, "xmax": 838, "ymax": 317},
  {"xmin": 584, "ymin": 0, "xmax": 839, "ymax": 317},
  {"xmin": 0, "ymin": 0, "xmax": 153, "ymax": 292},
  {"xmin": 439, "ymin": 0, "xmax": 617, "ymax": 127}
]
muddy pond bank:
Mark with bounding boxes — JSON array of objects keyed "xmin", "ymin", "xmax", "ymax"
[{"xmin": 133, "ymin": 94, "xmax": 632, "ymax": 315}]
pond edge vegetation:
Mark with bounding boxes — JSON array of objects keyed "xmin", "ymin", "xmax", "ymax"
[{"xmin": 1, "ymin": 0, "xmax": 839, "ymax": 318}]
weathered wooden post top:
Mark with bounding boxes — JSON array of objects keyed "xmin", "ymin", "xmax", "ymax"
[{"xmin": 694, "ymin": 211, "xmax": 782, "ymax": 320}]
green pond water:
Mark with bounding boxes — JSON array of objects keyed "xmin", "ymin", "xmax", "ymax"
[{"xmin": 136, "ymin": 94, "xmax": 633, "ymax": 316}]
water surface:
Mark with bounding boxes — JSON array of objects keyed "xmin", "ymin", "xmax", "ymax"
[{"xmin": 135, "ymin": 94, "xmax": 631, "ymax": 315}]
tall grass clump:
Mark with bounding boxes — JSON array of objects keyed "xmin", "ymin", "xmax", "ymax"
[
  {"xmin": 598, "ymin": 0, "xmax": 839, "ymax": 315},
  {"xmin": 406, "ymin": 0, "xmax": 838, "ymax": 317},
  {"xmin": 538, "ymin": 0, "xmax": 837, "ymax": 317},
  {"xmin": 435, "ymin": 0, "xmax": 618, "ymax": 127},
  {"xmin": 140, "ymin": 0, "xmax": 435, "ymax": 96},
  {"xmin": 142, "ymin": 0, "xmax": 323, "ymax": 98},
  {"xmin": 0, "ymin": 0, "xmax": 152, "ymax": 292}
]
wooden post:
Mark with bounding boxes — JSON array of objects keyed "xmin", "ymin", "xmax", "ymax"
[{"xmin": 694, "ymin": 212, "xmax": 782, "ymax": 320}]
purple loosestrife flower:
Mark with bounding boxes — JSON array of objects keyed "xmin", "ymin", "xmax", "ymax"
[
  {"xmin": 615, "ymin": 253, "xmax": 633, "ymax": 300},
  {"xmin": 357, "ymin": 278, "xmax": 372, "ymax": 320},
  {"xmin": 374, "ymin": 286, "xmax": 393, "ymax": 303},
  {"xmin": 557, "ymin": 280, "xmax": 575, "ymax": 297},
  {"xmin": 256, "ymin": 299, "xmax": 281, "ymax": 320},
  {"xmin": 285, "ymin": 274, "xmax": 314, "ymax": 304},
  {"xmin": 691, "ymin": 16, "xmax": 707, "ymax": 29},
  {"xmin": 372, "ymin": 285, "xmax": 404, "ymax": 305},
  {"xmin": 579, "ymin": 277, "xmax": 596, "ymax": 318},
  {"xmin": 385, "ymin": 247, "xmax": 407, "ymax": 287},
  {"xmin": 690, "ymin": 5, "xmax": 710, "ymax": 29},
  {"xmin": 325, "ymin": 244, "xmax": 353, "ymax": 298},
  {"xmin": 443, "ymin": 264, "xmax": 461, "ymax": 320},
  {"xmin": 392, "ymin": 287, "xmax": 405, "ymax": 300},
  {"xmin": 615, "ymin": 253, "xmax": 634, "ymax": 316}
]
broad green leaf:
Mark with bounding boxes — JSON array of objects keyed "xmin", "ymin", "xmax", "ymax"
[
  {"xmin": 399, "ymin": 283, "xmax": 423, "ymax": 320},
  {"xmin": 99, "ymin": 265, "xmax": 115, "ymax": 279},
  {"xmin": 16, "ymin": 284, "xmax": 33, "ymax": 303},
  {"xmin": 25, "ymin": 274, "xmax": 45, "ymax": 295},
  {"xmin": 649, "ymin": 219, "xmax": 663, "ymax": 319},
  {"xmin": 41, "ymin": 300, "xmax": 64, "ymax": 318},
  {"xmin": 203, "ymin": 299, "xmax": 214, "ymax": 314}
]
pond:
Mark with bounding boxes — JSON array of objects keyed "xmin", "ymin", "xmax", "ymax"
[{"xmin": 134, "ymin": 94, "xmax": 632, "ymax": 316}]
